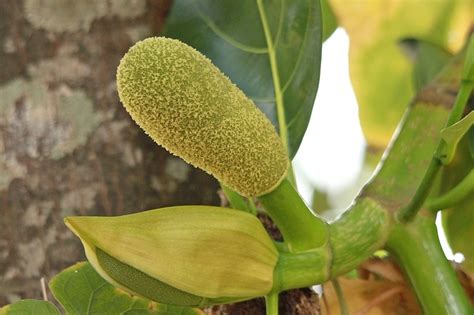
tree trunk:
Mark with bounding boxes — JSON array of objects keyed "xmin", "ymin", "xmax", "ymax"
[
  {"xmin": 0, "ymin": 0, "xmax": 217, "ymax": 304},
  {"xmin": 0, "ymin": 1, "xmax": 319, "ymax": 313}
]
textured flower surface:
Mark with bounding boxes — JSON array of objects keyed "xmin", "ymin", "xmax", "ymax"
[{"xmin": 117, "ymin": 37, "xmax": 289, "ymax": 197}]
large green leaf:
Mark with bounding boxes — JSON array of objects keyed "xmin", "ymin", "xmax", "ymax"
[
  {"xmin": 49, "ymin": 262, "xmax": 203, "ymax": 315},
  {"xmin": 331, "ymin": 0, "xmax": 472, "ymax": 148},
  {"xmin": 0, "ymin": 300, "xmax": 60, "ymax": 315},
  {"xmin": 163, "ymin": 0, "xmax": 322, "ymax": 158}
]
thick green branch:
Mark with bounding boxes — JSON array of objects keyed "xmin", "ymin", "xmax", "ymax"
[
  {"xmin": 328, "ymin": 198, "xmax": 390, "ymax": 276},
  {"xmin": 397, "ymin": 81, "xmax": 474, "ymax": 222},
  {"xmin": 387, "ymin": 215, "xmax": 473, "ymax": 314},
  {"xmin": 270, "ymin": 198, "xmax": 389, "ymax": 293},
  {"xmin": 259, "ymin": 178, "xmax": 328, "ymax": 252},
  {"xmin": 398, "ymin": 36, "xmax": 474, "ymax": 222},
  {"xmin": 274, "ymin": 247, "xmax": 330, "ymax": 291}
]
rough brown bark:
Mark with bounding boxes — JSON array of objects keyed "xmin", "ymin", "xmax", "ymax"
[
  {"xmin": 0, "ymin": 1, "xmax": 320, "ymax": 313},
  {"xmin": 0, "ymin": 0, "xmax": 218, "ymax": 305}
]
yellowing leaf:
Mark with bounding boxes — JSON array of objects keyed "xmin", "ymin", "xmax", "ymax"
[{"xmin": 330, "ymin": 0, "xmax": 472, "ymax": 148}]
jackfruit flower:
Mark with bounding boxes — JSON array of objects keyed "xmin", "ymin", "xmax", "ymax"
[
  {"xmin": 116, "ymin": 37, "xmax": 289, "ymax": 197},
  {"xmin": 65, "ymin": 206, "xmax": 279, "ymax": 307}
]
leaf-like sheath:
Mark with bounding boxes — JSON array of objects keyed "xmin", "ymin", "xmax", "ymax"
[{"xmin": 65, "ymin": 206, "xmax": 278, "ymax": 301}]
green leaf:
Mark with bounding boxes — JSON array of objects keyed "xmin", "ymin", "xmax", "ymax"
[
  {"xmin": 49, "ymin": 262, "xmax": 203, "ymax": 315},
  {"xmin": 331, "ymin": 0, "xmax": 472, "ymax": 148},
  {"xmin": 321, "ymin": 0, "xmax": 337, "ymax": 41},
  {"xmin": 439, "ymin": 111, "xmax": 474, "ymax": 164},
  {"xmin": 0, "ymin": 300, "xmax": 60, "ymax": 315},
  {"xmin": 163, "ymin": 0, "xmax": 322, "ymax": 159}
]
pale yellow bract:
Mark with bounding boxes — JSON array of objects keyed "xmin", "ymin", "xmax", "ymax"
[
  {"xmin": 116, "ymin": 37, "xmax": 288, "ymax": 197},
  {"xmin": 65, "ymin": 206, "xmax": 278, "ymax": 299}
]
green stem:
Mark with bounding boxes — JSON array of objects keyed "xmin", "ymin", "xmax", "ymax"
[
  {"xmin": 274, "ymin": 248, "xmax": 330, "ymax": 291},
  {"xmin": 331, "ymin": 279, "xmax": 349, "ymax": 315},
  {"xmin": 220, "ymin": 183, "xmax": 257, "ymax": 214},
  {"xmin": 248, "ymin": 198, "xmax": 258, "ymax": 213},
  {"xmin": 397, "ymin": 57, "xmax": 474, "ymax": 223},
  {"xmin": 328, "ymin": 198, "xmax": 391, "ymax": 276},
  {"xmin": 286, "ymin": 163, "xmax": 297, "ymax": 188},
  {"xmin": 258, "ymin": 178, "xmax": 328, "ymax": 252},
  {"xmin": 427, "ymin": 169, "xmax": 474, "ymax": 211},
  {"xmin": 265, "ymin": 293, "xmax": 279, "ymax": 315},
  {"xmin": 387, "ymin": 215, "xmax": 472, "ymax": 315},
  {"xmin": 271, "ymin": 198, "xmax": 389, "ymax": 291}
]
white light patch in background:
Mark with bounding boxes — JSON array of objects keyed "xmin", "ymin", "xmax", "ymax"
[{"xmin": 293, "ymin": 28, "xmax": 365, "ymax": 204}]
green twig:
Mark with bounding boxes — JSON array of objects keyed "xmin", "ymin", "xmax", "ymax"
[
  {"xmin": 427, "ymin": 170, "xmax": 474, "ymax": 211},
  {"xmin": 286, "ymin": 163, "xmax": 298, "ymax": 188},
  {"xmin": 265, "ymin": 293, "xmax": 279, "ymax": 315},
  {"xmin": 331, "ymin": 278, "xmax": 349, "ymax": 315},
  {"xmin": 248, "ymin": 198, "xmax": 258, "ymax": 213},
  {"xmin": 258, "ymin": 178, "xmax": 328, "ymax": 252},
  {"xmin": 397, "ymin": 38, "xmax": 474, "ymax": 222}
]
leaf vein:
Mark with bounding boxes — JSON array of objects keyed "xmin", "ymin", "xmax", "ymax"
[
  {"xmin": 273, "ymin": 0, "xmax": 285, "ymax": 49},
  {"xmin": 282, "ymin": 0, "xmax": 311, "ymax": 94},
  {"xmin": 196, "ymin": 8, "xmax": 268, "ymax": 54}
]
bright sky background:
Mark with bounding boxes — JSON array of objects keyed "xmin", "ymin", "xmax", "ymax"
[{"xmin": 293, "ymin": 28, "xmax": 458, "ymax": 261}]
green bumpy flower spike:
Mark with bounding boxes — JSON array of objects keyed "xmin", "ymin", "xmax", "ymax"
[
  {"xmin": 117, "ymin": 37, "xmax": 289, "ymax": 197},
  {"xmin": 65, "ymin": 206, "xmax": 279, "ymax": 307}
]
